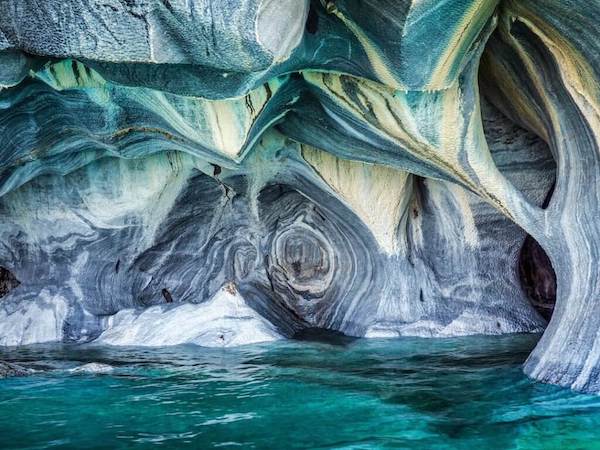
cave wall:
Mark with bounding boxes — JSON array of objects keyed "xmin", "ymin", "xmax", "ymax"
[{"xmin": 0, "ymin": 0, "xmax": 598, "ymax": 392}]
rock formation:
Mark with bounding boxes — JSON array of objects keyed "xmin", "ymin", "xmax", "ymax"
[
  {"xmin": 0, "ymin": 0, "xmax": 597, "ymax": 392},
  {"xmin": 0, "ymin": 361, "xmax": 31, "ymax": 378}
]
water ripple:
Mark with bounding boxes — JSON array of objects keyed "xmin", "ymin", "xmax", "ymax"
[{"xmin": 0, "ymin": 335, "xmax": 599, "ymax": 449}]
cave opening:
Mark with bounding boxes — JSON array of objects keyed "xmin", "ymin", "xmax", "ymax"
[
  {"xmin": 518, "ymin": 236, "xmax": 556, "ymax": 322},
  {"xmin": 479, "ymin": 55, "xmax": 559, "ymax": 325},
  {"xmin": 0, "ymin": 267, "xmax": 19, "ymax": 299},
  {"xmin": 292, "ymin": 327, "xmax": 357, "ymax": 346}
]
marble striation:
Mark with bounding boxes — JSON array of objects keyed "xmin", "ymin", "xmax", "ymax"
[{"xmin": 0, "ymin": 0, "xmax": 597, "ymax": 393}]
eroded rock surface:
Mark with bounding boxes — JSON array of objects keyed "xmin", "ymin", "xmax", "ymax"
[
  {"xmin": 0, "ymin": 361, "xmax": 31, "ymax": 378},
  {"xmin": 0, "ymin": 0, "xmax": 598, "ymax": 393}
]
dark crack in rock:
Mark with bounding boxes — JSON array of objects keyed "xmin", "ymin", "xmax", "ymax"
[{"xmin": 0, "ymin": 267, "xmax": 19, "ymax": 299}]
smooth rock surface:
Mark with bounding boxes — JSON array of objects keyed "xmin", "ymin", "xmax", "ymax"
[
  {"xmin": 96, "ymin": 284, "xmax": 282, "ymax": 347},
  {"xmin": 68, "ymin": 363, "xmax": 114, "ymax": 374}
]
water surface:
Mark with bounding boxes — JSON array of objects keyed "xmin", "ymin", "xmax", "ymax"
[{"xmin": 1, "ymin": 334, "xmax": 599, "ymax": 449}]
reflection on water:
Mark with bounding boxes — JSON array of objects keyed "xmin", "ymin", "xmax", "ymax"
[{"xmin": 1, "ymin": 334, "xmax": 599, "ymax": 449}]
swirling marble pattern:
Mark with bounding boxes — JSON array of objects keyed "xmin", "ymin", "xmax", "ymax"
[
  {"xmin": 0, "ymin": 0, "xmax": 598, "ymax": 393},
  {"xmin": 481, "ymin": 0, "xmax": 600, "ymax": 392}
]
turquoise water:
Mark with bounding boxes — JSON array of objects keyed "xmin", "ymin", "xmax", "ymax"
[{"xmin": 1, "ymin": 334, "xmax": 600, "ymax": 449}]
